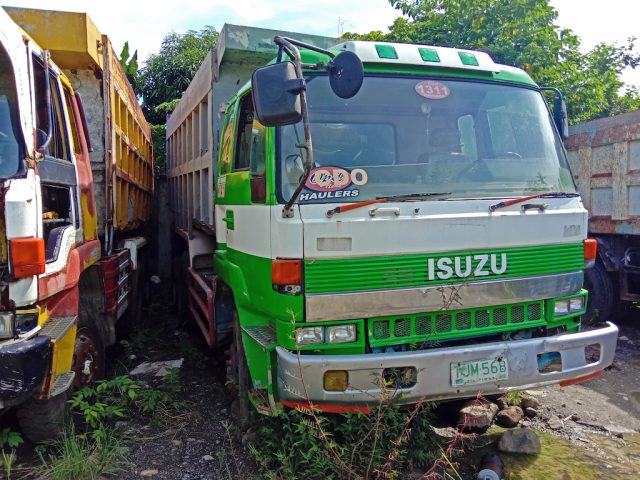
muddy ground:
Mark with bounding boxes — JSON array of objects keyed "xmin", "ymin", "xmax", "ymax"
[{"xmin": 3, "ymin": 296, "xmax": 640, "ymax": 479}]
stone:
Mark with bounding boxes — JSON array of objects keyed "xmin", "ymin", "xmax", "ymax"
[
  {"xmin": 202, "ymin": 455, "xmax": 214, "ymax": 461},
  {"xmin": 457, "ymin": 399, "xmax": 499, "ymax": 431},
  {"xmin": 498, "ymin": 428, "xmax": 541, "ymax": 455},
  {"xmin": 172, "ymin": 439, "xmax": 182, "ymax": 446},
  {"xmin": 496, "ymin": 406, "xmax": 524, "ymax": 428},
  {"xmin": 547, "ymin": 416, "xmax": 564, "ymax": 430},
  {"xmin": 524, "ymin": 407, "xmax": 538, "ymax": 418},
  {"xmin": 495, "ymin": 397, "xmax": 508, "ymax": 410},
  {"xmin": 520, "ymin": 396, "xmax": 540, "ymax": 410},
  {"xmin": 141, "ymin": 470, "xmax": 159, "ymax": 477}
]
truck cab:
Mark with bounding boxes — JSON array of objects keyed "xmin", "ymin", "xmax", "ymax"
[{"xmin": 169, "ymin": 26, "xmax": 618, "ymax": 418}]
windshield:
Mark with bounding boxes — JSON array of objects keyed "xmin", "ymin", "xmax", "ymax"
[
  {"xmin": 277, "ymin": 75, "xmax": 575, "ymax": 204},
  {"xmin": 0, "ymin": 43, "xmax": 24, "ymax": 178}
]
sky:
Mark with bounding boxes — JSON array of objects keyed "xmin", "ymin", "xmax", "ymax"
[{"xmin": 3, "ymin": 0, "xmax": 639, "ymax": 88}]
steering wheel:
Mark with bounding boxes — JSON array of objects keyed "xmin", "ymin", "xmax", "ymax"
[
  {"xmin": 456, "ymin": 159, "xmax": 493, "ymax": 182},
  {"xmin": 503, "ymin": 151, "xmax": 523, "ymax": 159}
]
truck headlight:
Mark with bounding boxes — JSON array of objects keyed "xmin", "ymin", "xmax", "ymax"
[
  {"xmin": 554, "ymin": 299, "xmax": 570, "ymax": 316},
  {"xmin": 569, "ymin": 297, "xmax": 585, "ymax": 313},
  {"xmin": 295, "ymin": 326, "xmax": 324, "ymax": 345},
  {"xmin": 327, "ymin": 325, "xmax": 356, "ymax": 344},
  {"xmin": 0, "ymin": 313, "xmax": 15, "ymax": 340}
]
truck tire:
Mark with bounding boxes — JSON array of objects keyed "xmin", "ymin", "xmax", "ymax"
[
  {"xmin": 228, "ymin": 311, "xmax": 253, "ymax": 431},
  {"xmin": 16, "ymin": 392, "xmax": 69, "ymax": 443},
  {"xmin": 584, "ymin": 259, "xmax": 616, "ymax": 325}
]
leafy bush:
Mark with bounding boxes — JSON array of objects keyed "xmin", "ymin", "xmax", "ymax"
[
  {"xmin": 249, "ymin": 402, "xmax": 441, "ymax": 480},
  {"xmin": 69, "ymin": 370, "xmax": 183, "ymax": 430}
]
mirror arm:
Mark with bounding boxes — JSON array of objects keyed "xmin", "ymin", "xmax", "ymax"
[
  {"xmin": 38, "ymin": 50, "xmax": 53, "ymax": 155},
  {"xmin": 276, "ymin": 36, "xmax": 336, "ymax": 59},
  {"xmin": 275, "ymin": 37, "xmax": 316, "ymax": 217}
]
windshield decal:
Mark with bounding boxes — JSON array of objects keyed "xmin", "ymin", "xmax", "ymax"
[
  {"xmin": 299, "ymin": 189, "xmax": 360, "ymax": 202},
  {"xmin": 305, "ymin": 166, "xmax": 368, "ymax": 192},
  {"xmin": 415, "ymin": 80, "xmax": 450, "ymax": 100}
]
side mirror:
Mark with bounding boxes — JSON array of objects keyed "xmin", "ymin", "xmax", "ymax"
[
  {"xmin": 328, "ymin": 51, "xmax": 364, "ymax": 99},
  {"xmin": 251, "ymin": 62, "xmax": 303, "ymax": 127},
  {"xmin": 553, "ymin": 96, "xmax": 569, "ymax": 140}
]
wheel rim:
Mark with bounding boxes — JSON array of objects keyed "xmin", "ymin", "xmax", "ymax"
[{"xmin": 71, "ymin": 329, "xmax": 100, "ymax": 388}]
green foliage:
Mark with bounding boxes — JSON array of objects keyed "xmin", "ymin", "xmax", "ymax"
[
  {"xmin": 69, "ymin": 371, "xmax": 184, "ymax": 430},
  {"xmin": 346, "ymin": 0, "xmax": 640, "ymax": 124},
  {"xmin": 0, "ymin": 429, "xmax": 23, "ymax": 450},
  {"xmin": 138, "ymin": 26, "xmax": 219, "ymax": 124},
  {"xmin": 249, "ymin": 403, "xmax": 440, "ymax": 479},
  {"xmin": 36, "ymin": 426, "xmax": 128, "ymax": 480},
  {"xmin": 150, "ymin": 124, "xmax": 166, "ymax": 176},
  {"xmin": 119, "ymin": 41, "xmax": 139, "ymax": 92},
  {"xmin": 504, "ymin": 390, "xmax": 526, "ymax": 406}
]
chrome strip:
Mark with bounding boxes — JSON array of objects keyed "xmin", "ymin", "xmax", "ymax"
[
  {"xmin": 276, "ymin": 322, "xmax": 618, "ymax": 405},
  {"xmin": 305, "ymin": 271, "xmax": 583, "ymax": 322}
]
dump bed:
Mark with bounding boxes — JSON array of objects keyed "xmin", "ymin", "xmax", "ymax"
[
  {"xmin": 566, "ymin": 109, "xmax": 640, "ymax": 235},
  {"xmin": 4, "ymin": 7, "xmax": 154, "ymax": 238},
  {"xmin": 166, "ymin": 24, "xmax": 335, "ymax": 235}
]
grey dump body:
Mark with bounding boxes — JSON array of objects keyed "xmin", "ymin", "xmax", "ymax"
[{"xmin": 166, "ymin": 24, "xmax": 336, "ymax": 235}]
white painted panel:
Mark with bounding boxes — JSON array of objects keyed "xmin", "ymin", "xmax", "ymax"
[
  {"xmin": 9, "ymin": 277, "xmax": 37, "ymax": 307},
  {"xmin": 4, "ymin": 171, "xmax": 38, "ymax": 238},
  {"xmin": 299, "ymin": 197, "xmax": 587, "ymax": 258},
  {"xmin": 225, "ymin": 205, "xmax": 271, "ymax": 258},
  {"xmin": 270, "ymin": 206, "xmax": 303, "ymax": 259}
]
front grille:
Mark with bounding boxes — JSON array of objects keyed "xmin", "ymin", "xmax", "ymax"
[
  {"xmin": 305, "ymin": 243, "xmax": 583, "ymax": 294},
  {"xmin": 368, "ymin": 300, "xmax": 545, "ymax": 346}
]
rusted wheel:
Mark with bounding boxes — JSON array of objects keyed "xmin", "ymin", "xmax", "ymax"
[{"xmin": 71, "ymin": 324, "xmax": 105, "ymax": 389}]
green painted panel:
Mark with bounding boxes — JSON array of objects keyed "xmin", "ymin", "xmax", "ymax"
[{"xmin": 305, "ymin": 243, "xmax": 583, "ymax": 293}]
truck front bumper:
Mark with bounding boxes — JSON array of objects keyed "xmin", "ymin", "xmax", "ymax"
[
  {"xmin": 276, "ymin": 322, "xmax": 618, "ymax": 406},
  {"xmin": 0, "ymin": 336, "xmax": 51, "ymax": 408}
]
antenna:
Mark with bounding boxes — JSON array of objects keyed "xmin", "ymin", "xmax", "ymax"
[{"xmin": 338, "ymin": 17, "xmax": 355, "ymax": 36}]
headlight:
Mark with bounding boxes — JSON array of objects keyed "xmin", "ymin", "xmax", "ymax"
[
  {"xmin": 554, "ymin": 299, "xmax": 570, "ymax": 316},
  {"xmin": 569, "ymin": 297, "xmax": 585, "ymax": 313},
  {"xmin": 295, "ymin": 326, "xmax": 324, "ymax": 345},
  {"xmin": 0, "ymin": 313, "xmax": 15, "ymax": 340},
  {"xmin": 327, "ymin": 325, "xmax": 356, "ymax": 344}
]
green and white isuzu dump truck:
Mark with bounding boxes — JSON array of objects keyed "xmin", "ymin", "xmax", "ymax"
[{"xmin": 167, "ymin": 24, "xmax": 618, "ymax": 417}]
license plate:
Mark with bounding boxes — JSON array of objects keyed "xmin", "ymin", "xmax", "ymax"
[{"xmin": 451, "ymin": 358, "xmax": 509, "ymax": 386}]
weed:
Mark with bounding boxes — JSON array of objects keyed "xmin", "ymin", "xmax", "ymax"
[
  {"xmin": 504, "ymin": 391, "xmax": 526, "ymax": 406},
  {"xmin": 0, "ymin": 428, "xmax": 23, "ymax": 480},
  {"xmin": 0, "ymin": 429, "xmax": 23, "ymax": 450},
  {"xmin": 69, "ymin": 371, "xmax": 185, "ymax": 430},
  {"xmin": 36, "ymin": 426, "xmax": 128, "ymax": 480},
  {"xmin": 248, "ymin": 401, "xmax": 441, "ymax": 479}
]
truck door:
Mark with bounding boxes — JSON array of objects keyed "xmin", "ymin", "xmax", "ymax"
[
  {"xmin": 31, "ymin": 54, "xmax": 80, "ymax": 277},
  {"xmin": 216, "ymin": 93, "xmax": 271, "ymax": 304}
]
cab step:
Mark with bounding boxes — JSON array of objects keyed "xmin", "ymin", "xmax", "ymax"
[{"xmin": 39, "ymin": 316, "xmax": 77, "ymax": 342}]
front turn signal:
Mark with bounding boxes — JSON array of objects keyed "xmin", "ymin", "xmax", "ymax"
[
  {"xmin": 584, "ymin": 238, "xmax": 597, "ymax": 268},
  {"xmin": 272, "ymin": 258, "xmax": 302, "ymax": 294},
  {"xmin": 11, "ymin": 238, "xmax": 45, "ymax": 278}
]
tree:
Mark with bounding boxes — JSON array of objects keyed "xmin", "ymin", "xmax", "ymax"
[
  {"xmin": 119, "ymin": 41, "xmax": 139, "ymax": 91},
  {"xmin": 138, "ymin": 26, "xmax": 219, "ymax": 125},
  {"xmin": 346, "ymin": 0, "xmax": 639, "ymax": 124}
]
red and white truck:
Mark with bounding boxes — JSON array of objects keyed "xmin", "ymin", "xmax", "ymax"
[{"xmin": 0, "ymin": 7, "xmax": 153, "ymax": 441}]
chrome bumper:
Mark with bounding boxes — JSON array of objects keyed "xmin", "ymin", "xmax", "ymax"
[{"xmin": 276, "ymin": 322, "xmax": 618, "ymax": 405}]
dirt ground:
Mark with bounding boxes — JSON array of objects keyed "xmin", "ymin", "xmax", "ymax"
[{"xmin": 3, "ymin": 297, "xmax": 640, "ymax": 479}]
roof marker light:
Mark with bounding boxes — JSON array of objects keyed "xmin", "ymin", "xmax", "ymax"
[
  {"xmin": 375, "ymin": 44, "xmax": 398, "ymax": 59},
  {"xmin": 418, "ymin": 47, "xmax": 440, "ymax": 62},
  {"xmin": 458, "ymin": 51, "xmax": 479, "ymax": 66}
]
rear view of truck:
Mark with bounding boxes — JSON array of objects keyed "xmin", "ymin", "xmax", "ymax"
[
  {"xmin": 566, "ymin": 109, "xmax": 640, "ymax": 322},
  {"xmin": 0, "ymin": 7, "xmax": 153, "ymax": 441}
]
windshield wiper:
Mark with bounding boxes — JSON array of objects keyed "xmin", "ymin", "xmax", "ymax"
[
  {"xmin": 489, "ymin": 192, "xmax": 580, "ymax": 212},
  {"xmin": 326, "ymin": 192, "xmax": 451, "ymax": 218}
]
